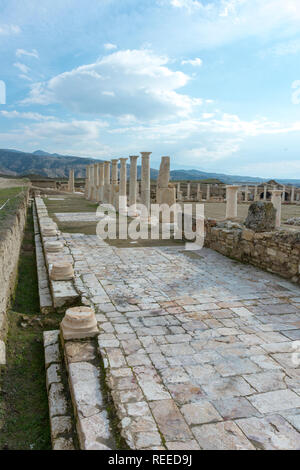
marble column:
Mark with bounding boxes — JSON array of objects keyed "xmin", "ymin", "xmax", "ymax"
[
  {"xmin": 84, "ymin": 165, "xmax": 89, "ymax": 198},
  {"xmin": 291, "ymin": 186, "xmax": 295, "ymax": 203},
  {"xmin": 88, "ymin": 164, "xmax": 95, "ymax": 200},
  {"xmin": 111, "ymin": 159, "xmax": 119, "ymax": 208},
  {"xmin": 119, "ymin": 157, "xmax": 128, "ymax": 214},
  {"xmin": 186, "ymin": 183, "xmax": 191, "ymax": 200},
  {"xmin": 254, "ymin": 185, "xmax": 258, "ymax": 201},
  {"xmin": 226, "ymin": 185, "xmax": 239, "ymax": 219},
  {"xmin": 103, "ymin": 161, "xmax": 111, "ymax": 203},
  {"xmin": 263, "ymin": 185, "xmax": 267, "ymax": 201},
  {"xmin": 97, "ymin": 162, "xmax": 105, "ymax": 202},
  {"xmin": 282, "ymin": 186, "xmax": 286, "ymax": 202},
  {"xmin": 206, "ymin": 184, "xmax": 211, "ymax": 201},
  {"xmin": 141, "ymin": 152, "xmax": 151, "ymax": 214},
  {"xmin": 271, "ymin": 190, "xmax": 282, "ymax": 229},
  {"xmin": 244, "ymin": 185, "xmax": 249, "ymax": 202},
  {"xmin": 129, "ymin": 155, "xmax": 139, "ymax": 216},
  {"xmin": 68, "ymin": 169, "xmax": 75, "ymax": 193},
  {"xmin": 197, "ymin": 183, "xmax": 202, "ymax": 201}
]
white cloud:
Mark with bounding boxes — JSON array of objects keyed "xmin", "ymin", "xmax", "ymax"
[
  {"xmin": 164, "ymin": 0, "xmax": 300, "ymax": 49},
  {"xmin": 16, "ymin": 49, "xmax": 39, "ymax": 59},
  {"xmin": 0, "ymin": 110, "xmax": 55, "ymax": 120},
  {"xmin": 14, "ymin": 62, "xmax": 31, "ymax": 74},
  {"xmin": 0, "ymin": 24, "xmax": 21, "ymax": 35},
  {"xmin": 23, "ymin": 49, "xmax": 201, "ymax": 119},
  {"xmin": 104, "ymin": 43, "xmax": 117, "ymax": 50},
  {"xmin": 292, "ymin": 80, "xmax": 300, "ymax": 105},
  {"xmin": 181, "ymin": 57, "xmax": 203, "ymax": 66}
]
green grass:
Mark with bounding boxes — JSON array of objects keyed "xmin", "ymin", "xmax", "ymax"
[
  {"xmin": 0, "ymin": 187, "xmax": 27, "ymax": 227},
  {"xmin": 0, "ymin": 205, "xmax": 58, "ymax": 450}
]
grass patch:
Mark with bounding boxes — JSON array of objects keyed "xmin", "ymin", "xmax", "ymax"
[
  {"xmin": 0, "ymin": 187, "xmax": 28, "ymax": 227},
  {"xmin": 0, "ymin": 205, "xmax": 60, "ymax": 450}
]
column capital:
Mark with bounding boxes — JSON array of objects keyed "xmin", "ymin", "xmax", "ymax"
[
  {"xmin": 130, "ymin": 155, "xmax": 139, "ymax": 161},
  {"xmin": 140, "ymin": 152, "xmax": 152, "ymax": 158},
  {"xmin": 119, "ymin": 157, "xmax": 128, "ymax": 163}
]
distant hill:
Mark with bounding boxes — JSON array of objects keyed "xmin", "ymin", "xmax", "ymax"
[{"xmin": 0, "ymin": 148, "xmax": 299, "ymax": 184}]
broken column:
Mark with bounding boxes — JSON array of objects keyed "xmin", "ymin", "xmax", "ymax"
[
  {"xmin": 271, "ymin": 190, "xmax": 282, "ymax": 229},
  {"xmin": 68, "ymin": 169, "xmax": 75, "ymax": 193},
  {"xmin": 61, "ymin": 306, "xmax": 98, "ymax": 340},
  {"xmin": 263, "ymin": 185, "xmax": 267, "ymax": 201},
  {"xmin": 141, "ymin": 152, "xmax": 151, "ymax": 215},
  {"xmin": 156, "ymin": 156, "xmax": 176, "ymax": 205},
  {"xmin": 119, "ymin": 157, "xmax": 128, "ymax": 214},
  {"xmin": 226, "ymin": 185, "xmax": 239, "ymax": 219},
  {"xmin": 129, "ymin": 155, "xmax": 139, "ymax": 217}
]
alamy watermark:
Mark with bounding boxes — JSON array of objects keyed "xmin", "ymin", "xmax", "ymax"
[
  {"xmin": 0, "ymin": 80, "xmax": 6, "ymax": 104},
  {"xmin": 96, "ymin": 200, "xmax": 205, "ymax": 250}
]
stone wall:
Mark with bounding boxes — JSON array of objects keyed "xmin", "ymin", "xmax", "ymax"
[
  {"xmin": 0, "ymin": 190, "xmax": 29, "ymax": 355},
  {"xmin": 203, "ymin": 219, "xmax": 300, "ymax": 284}
]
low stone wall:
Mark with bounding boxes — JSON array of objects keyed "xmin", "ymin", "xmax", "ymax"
[
  {"xmin": 204, "ymin": 219, "xmax": 300, "ymax": 284},
  {"xmin": 0, "ymin": 189, "xmax": 29, "ymax": 361}
]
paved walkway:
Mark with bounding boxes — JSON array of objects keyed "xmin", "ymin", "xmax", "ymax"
[{"xmin": 64, "ymin": 232, "xmax": 300, "ymax": 450}]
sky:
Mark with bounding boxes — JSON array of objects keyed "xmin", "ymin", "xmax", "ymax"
[{"xmin": 0, "ymin": 0, "xmax": 300, "ymax": 178}]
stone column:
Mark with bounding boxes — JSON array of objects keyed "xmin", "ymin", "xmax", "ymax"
[
  {"xmin": 186, "ymin": 183, "xmax": 191, "ymax": 200},
  {"xmin": 244, "ymin": 185, "xmax": 249, "ymax": 202},
  {"xmin": 103, "ymin": 161, "xmax": 111, "ymax": 203},
  {"xmin": 68, "ymin": 169, "xmax": 75, "ymax": 193},
  {"xmin": 291, "ymin": 186, "xmax": 295, "ymax": 203},
  {"xmin": 254, "ymin": 185, "xmax": 258, "ymax": 201},
  {"xmin": 111, "ymin": 159, "xmax": 119, "ymax": 208},
  {"xmin": 282, "ymin": 186, "xmax": 286, "ymax": 202},
  {"xmin": 119, "ymin": 157, "xmax": 128, "ymax": 214},
  {"xmin": 206, "ymin": 184, "xmax": 211, "ymax": 201},
  {"xmin": 88, "ymin": 165, "xmax": 95, "ymax": 200},
  {"xmin": 226, "ymin": 185, "xmax": 239, "ymax": 219},
  {"xmin": 141, "ymin": 152, "xmax": 151, "ymax": 214},
  {"xmin": 197, "ymin": 183, "xmax": 202, "ymax": 201},
  {"xmin": 263, "ymin": 185, "xmax": 267, "ymax": 201},
  {"xmin": 84, "ymin": 165, "xmax": 89, "ymax": 198},
  {"xmin": 97, "ymin": 162, "xmax": 105, "ymax": 202},
  {"xmin": 271, "ymin": 190, "xmax": 282, "ymax": 229},
  {"xmin": 129, "ymin": 155, "xmax": 139, "ymax": 216}
]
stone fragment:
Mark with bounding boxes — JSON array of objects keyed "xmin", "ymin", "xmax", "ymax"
[
  {"xmin": 50, "ymin": 262, "xmax": 74, "ymax": 281},
  {"xmin": 244, "ymin": 201, "xmax": 276, "ymax": 232},
  {"xmin": 51, "ymin": 416, "xmax": 73, "ymax": 439}
]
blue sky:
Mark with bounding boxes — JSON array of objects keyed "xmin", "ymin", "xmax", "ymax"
[{"xmin": 0, "ymin": 0, "xmax": 300, "ymax": 177}]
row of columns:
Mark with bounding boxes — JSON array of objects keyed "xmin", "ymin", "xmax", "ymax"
[
  {"xmin": 85, "ymin": 152, "xmax": 152, "ymax": 215},
  {"xmin": 226, "ymin": 185, "xmax": 282, "ymax": 228}
]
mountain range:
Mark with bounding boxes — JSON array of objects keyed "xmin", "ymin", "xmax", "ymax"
[{"xmin": 0, "ymin": 148, "xmax": 299, "ymax": 185}]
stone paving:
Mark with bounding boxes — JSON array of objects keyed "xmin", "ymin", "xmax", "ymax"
[{"xmin": 61, "ymin": 231, "xmax": 300, "ymax": 450}]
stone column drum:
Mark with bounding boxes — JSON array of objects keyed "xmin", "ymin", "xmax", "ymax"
[{"xmin": 226, "ymin": 185, "xmax": 239, "ymax": 219}]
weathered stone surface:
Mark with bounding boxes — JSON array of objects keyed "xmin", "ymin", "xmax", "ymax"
[
  {"xmin": 181, "ymin": 401, "xmax": 222, "ymax": 425},
  {"xmin": 68, "ymin": 362, "xmax": 103, "ymax": 418},
  {"xmin": 150, "ymin": 400, "xmax": 193, "ymax": 441},
  {"xmin": 193, "ymin": 421, "xmax": 255, "ymax": 450},
  {"xmin": 52, "ymin": 437, "xmax": 75, "ymax": 450},
  {"xmin": 51, "ymin": 416, "xmax": 72, "ymax": 439},
  {"xmin": 65, "ymin": 341, "xmax": 96, "ymax": 363},
  {"xmin": 48, "ymin": 383, "xmax": 68, "ymax": 417},
  {"xmin": 77, "ymin": 412, "xmax": 112, "ymax": 450},
  {"xmin": 244, "ymin": 201, "xmax": 276, "ymax": 232},
  {"xmin": 248, "ymin": 389, "xmax": 300, "ymax": 413},
  {"xmin": 237, "ymin": 414, "xmax": 300, "ymax": 450}
]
